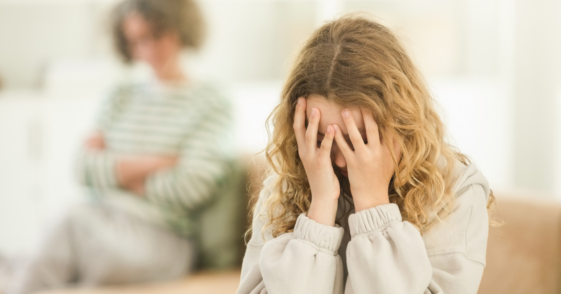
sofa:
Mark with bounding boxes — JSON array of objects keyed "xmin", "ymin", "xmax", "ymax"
[
  {"xmin": 36, "ymin": 156, "xmax": 561, "ymax": 294},
  {"xmin": 478, "ymin": 194, "xmax": 561, "ymax": 294}
]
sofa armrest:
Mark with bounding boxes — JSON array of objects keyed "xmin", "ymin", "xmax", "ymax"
[{"xmin": 478, "ymin": 195, "xmax": 561, "ymax": 294}]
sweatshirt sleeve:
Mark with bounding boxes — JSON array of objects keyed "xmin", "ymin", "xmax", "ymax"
[
  {"xmin": 75, "ymin": 149, "xmax": 120, "ymax": 189},
  {"xmin": 75, "ymin": 87, "xmax": 124, "ymax": 189},
  {"xmin": 344, "ymin": 184, "xmax": 489, "ymax": 294},
  {"xmin": 237, "ymin": 178, "xmax": 346, "ymax": 294}
]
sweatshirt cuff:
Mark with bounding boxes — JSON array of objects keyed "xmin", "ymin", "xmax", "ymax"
[
  {"xmin": 349, "ymin": 203, "xmax": 402, "ymax": 237},
  {"xmin": 293, "ymin": 214, "xmax": 344, "ymax": 252}
]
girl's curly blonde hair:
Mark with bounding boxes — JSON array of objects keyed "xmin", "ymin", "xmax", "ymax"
[{"xmin": 260, "ymin": 15, "xmax": 496, "ymax": 238}]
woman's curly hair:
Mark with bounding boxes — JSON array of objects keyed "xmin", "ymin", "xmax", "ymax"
[{"xmin": 260, "ymin": 15, "xmax": 497, "ymax": 238}]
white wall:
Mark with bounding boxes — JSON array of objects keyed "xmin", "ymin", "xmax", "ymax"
[
  {"xmin": 508, "ymin": 0, "xmax": 561, "ymax": 193},
  {"xmin": 0, "ymin": 3, "xmax": 106, "ymax": 88},
  {"xmin": 0, "ymin": 0, "xmax": 560, "ymax": 255}
]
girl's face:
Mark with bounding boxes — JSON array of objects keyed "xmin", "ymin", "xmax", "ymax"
[
  {"xmin": 306, "ymin": 94, "xmax": 367, "ymax": 177},
  {"xmin": 122, "ymin": 12, "xmax": 181, "ymax": 75}
]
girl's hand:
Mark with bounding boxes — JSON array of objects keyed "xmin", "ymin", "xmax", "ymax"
[
  {"xmin": 333, "ymin": 109, "xmax": 399, "ymax": 212},
  {"xmin": 293, "ymin": 97, "xmax": 339, "ymax": 226}
]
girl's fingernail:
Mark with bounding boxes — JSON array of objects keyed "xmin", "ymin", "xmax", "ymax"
[
  {"xmin": 298, "ymin": 98, "xmax": 303, "ymax": 104},
  {"xmin": 327, "ymin": 125, "xmax": 333, "ymax": 133},
  {"xmin": 342, "ymin": 109, "xmax": 350, "ymax": 118},
  {"xmin": 311, "ymin": 108, "xmax": 318, "ymax": 117}
]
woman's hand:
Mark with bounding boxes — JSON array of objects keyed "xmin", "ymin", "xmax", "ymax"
[
  {"xmin": 293, "ymin": 97, "xmax": 339, "ymax": 226},
  {"xmin": 85, "ymin": 131, "xmax": 106, "ymax": 150},
  {"xmin": 117, "ymin": 155, "xmax": 178, "ymax": 196},
  {"xmin": 333, "ymin": 109, "xmax": 399, "ymax": 212}
]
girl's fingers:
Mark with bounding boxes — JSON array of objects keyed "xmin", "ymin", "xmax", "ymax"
[
  {"xmin": 305, "ymin": 107, "xmax": 321, "ymax": 151},
  {"xmin": 318, "ymin": 125, "xmax": 335, "ymax": 157},
  {"xmin": 341, "ymin": 109, "xmax": 366, "ymax": 151},
  {"xmin": 361, "ymin": 109, "xmax": 380, "ymax": 147},
  {"xmin": 386, "ymin": 133, "xmax": 402, "ymax": 163},
  {"xmin": 333, "ymin": 124, "xmax": 353, "ymax": 157},
  {"xmin": 293, "ymin": 98, "xmax": 307, "ymax": 149}
]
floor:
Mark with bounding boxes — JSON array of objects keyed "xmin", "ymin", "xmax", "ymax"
[{"xmin": 36, "ymin": 270, "xmax": 241, "ymax": 294}]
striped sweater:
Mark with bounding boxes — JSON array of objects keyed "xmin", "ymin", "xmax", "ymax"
[{"xmin": 76, "ymin": 80, "xmax": 235, "ymax": 237}]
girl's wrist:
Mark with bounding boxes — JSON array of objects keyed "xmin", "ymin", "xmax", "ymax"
[
  {"xmin": 353, "ymin": 190, "xmax": 390, "ymax": 212},
  {"xmin": 307, "ymin": 198, "xmax": 338, "ymax": 226}
]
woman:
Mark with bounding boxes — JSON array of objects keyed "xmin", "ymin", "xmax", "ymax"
[
  {"xmin": 8, "ymin": 0, "xmax": 234, "ymax": 293},
  {"xmin": 237, "ymin": 15, "xmax": 495, "ymax": 294}
]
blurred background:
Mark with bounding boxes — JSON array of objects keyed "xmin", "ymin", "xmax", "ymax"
[{"xmin": 0, "ymin": 0, "xmax": 560, "ymax": 289}]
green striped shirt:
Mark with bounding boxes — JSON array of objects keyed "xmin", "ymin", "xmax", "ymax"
[{"xmin": 76, "ymin": 81, "xmax": 235, "ymax": 237}]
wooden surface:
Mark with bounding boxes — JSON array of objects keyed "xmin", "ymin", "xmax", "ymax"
[{"xmin": 37, "ymin": 270, "xmax": 241, "ymax": 294}]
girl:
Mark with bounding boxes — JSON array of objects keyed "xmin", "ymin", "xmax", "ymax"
[
  {"xmin": 237, "ymin": 15, "xmax": 494, "ymax": 294},
  {"xmin": 8, "ymin": 0, "xmax": 234, "ymax": 293}
]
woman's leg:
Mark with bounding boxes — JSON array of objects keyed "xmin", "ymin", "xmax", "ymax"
[
  {"xmin": 73, "ymin": 203, "xmax": 196, "ymax": 285},
  {"xmin": 7, "ymin": 207, "xmax": 81, "ymax": 294},
  {"xmin": 8, "ymin": 203, "xmax": 196, "ymax": 293}
]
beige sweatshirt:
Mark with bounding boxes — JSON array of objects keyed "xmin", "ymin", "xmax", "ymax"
[{"xmin": 237, "ymin": 161, "xmax": 490, "ymax": 294}]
